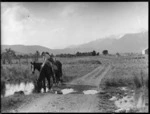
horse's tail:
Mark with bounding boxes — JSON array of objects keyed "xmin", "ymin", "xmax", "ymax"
[
  {"xmin": 60, "ymin": 62, "xmax": 63, "ymax": 76},
  {"xmin": 55, "ymin": 60, "xmax": 63, "ymax": 76},
  {"xmin": 57, "ymin": 61, "xmax": 63, "ymax": 82}
]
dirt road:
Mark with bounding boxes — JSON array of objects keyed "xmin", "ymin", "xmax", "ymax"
[{"xmin": 15, "ymin": 65, "xmax": 111, "ymax": 112}]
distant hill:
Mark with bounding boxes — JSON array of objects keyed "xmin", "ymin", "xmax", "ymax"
[
  {"xmin": 1, "ymin": 45, "xmax": 55, "ymax": 55},
  {"xmin": 1, "ymin": 31, "xmax": 148, "ymax": 55},
  {"xmin": 65, "ymin": 31, "xmax": 148, "ymax": 54}
]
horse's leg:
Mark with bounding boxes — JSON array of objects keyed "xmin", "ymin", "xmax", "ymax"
[
  {"xmin": 58, "ymin": 73, "xmax": 61, "ymax": 85},
  {"xmin": 60, "ymin": 72, "xmax": 63, "ymax": 84},
  {"xmin": 38, "ymin": 66, "xmax": 46, "ymax": 93},
  {"xmin": 45, "ymin": 75, "xmax": 51, "ymax": 91},
  {"xmin": 55, "ymin": 72, "xmax": 58, "ymax": 86},
  {"xmin": 37, "ymin": 78, "xmax": 41, "ymax": 93},
  {"xmin": 46, "ymin": 67, "xmax": 52, "ymax": 91},
  {"xmin": 52, "ymin": 71, "xmax": 56, "ymax": 85},
  {"xmin": 43, "ymin": 78, "xmax": 46, "ymax": 93},
  {"xmin": 59, "ymin": 65, "xmax": 63, "ymax": 84},
  {"xmin": 58, "ymin": 68, "xmax": 62, "ymax": 85},
  {"xmin": 57, "ymin": 72, "xmax": 60, "ymax": 85}
]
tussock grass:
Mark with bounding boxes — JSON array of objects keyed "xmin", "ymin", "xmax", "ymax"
[
  {"xmin": 1, "ymin": 95, "xmax": 24, "ymax": 112},
  {"xmin": 103, "ymin": 76, "xmax": 133, "ymax": 88},
  {"xmin": 100, "ymin": 69, "xmax": 148, "ymax": 90},
  {"xmin": 1, "ymin": 65, "xmax": 37, "ymax": 84},
  {"xmin": 1, "ymin": 93, "xmax": 43, "ymax": 113},
  {"xmin": 100, "ymin": 56, "xmax": 148, "ymax": 90}
]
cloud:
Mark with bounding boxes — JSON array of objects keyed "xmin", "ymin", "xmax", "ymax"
[
  {"xmin": 61, "ymin": 5, "xmax": 77, "ymax": 17},
  {"xmin": 1, "ymin": 3, "xmax": 46, "ymax": 44},
  {"xmin": 50, "ymin": 28, "xmax": 65, "ymax": 34},
  {"xmin": 60, "ymin": 2, "xmax": 88, "ymax": 18}
]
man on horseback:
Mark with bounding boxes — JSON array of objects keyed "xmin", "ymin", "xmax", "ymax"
[{"xmin": 41, "ymin": 52, "xmax": 56, "ymax": 84}]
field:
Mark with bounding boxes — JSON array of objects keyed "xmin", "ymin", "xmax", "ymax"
[
  {"xmin": 1, "ymin": 56, "xmax": 101, "ymax": 84},
  {"xmin": 99, "ymin": 54, "xmax": 148, "ymax": 89},
  {"xmin": 1, "ymin": 54, "xmax": 149, "ymax": 112}
]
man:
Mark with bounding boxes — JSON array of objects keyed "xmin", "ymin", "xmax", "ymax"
[{"xmin": 41, "ymin": 52, "xmax": 56, "ymax": 84}]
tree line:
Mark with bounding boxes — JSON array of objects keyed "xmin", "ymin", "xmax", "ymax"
[
  {"xmin": 1, "ymin": 48, "xmax": 41, "ymax": 65},
  {"xmin": 1, "ymin": 48, "xmax": 109, "ymax": 64},
  {"xmin": 56, "ymin": 50, "xmax": 109, "ymax": 57}
]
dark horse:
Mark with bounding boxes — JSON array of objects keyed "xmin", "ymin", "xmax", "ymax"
[
  {"xmin": 30, "ymin": 60, "xmax": 63, "ymax": 90},
  {"xmin": 37, "ymin": 63, "xmax": 54, "ymax": 93},
  {"xmin": 30, "ymin": 62, "xmax": 55, "ymax": 83},
  {"xmin": 31, "ymin": 62, "xmax": 54, "ymax": 92}
]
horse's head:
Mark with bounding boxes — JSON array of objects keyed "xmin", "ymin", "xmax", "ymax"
[{"xmin": 30, "ymin": 62, "xmax": 35, "ymax": 74}]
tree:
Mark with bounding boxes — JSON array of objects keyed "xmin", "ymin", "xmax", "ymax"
[
  {"xmin": 97, "ymin": 52, "xmax": 99, "ymax": 56},
  {"xmin": 92, "ymin": 50, "xmax": 96, "ymax": 56},
  {"xmin": 76, "ymin": 52, "xmax": 81, "ymax": 56},
  {"xmin": 24, "ymin": 54, "xmax": 29, "ymax": 64},
  {"xmin": 102, "ymin": 50, "xmax": 108, "ymax": 55},
  {"xmin": 2, "ymin": 48, "xmax": 16, "ymax": 64},
  {"xmin": 16, "ymin": 54, "xmax": 23, "ymax": 65},
  {"xmin": 34, "ymin": 51, "xmax": 40, "ymax": 62},
  {"xmin": 116, "ymin": 52, "xmax": 120, "ymax": 57},
  {"xmin": 1, "ymin": 52, "xmax": 7, "ymax": 64}
]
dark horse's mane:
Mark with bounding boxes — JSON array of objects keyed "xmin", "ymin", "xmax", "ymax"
[
  {"xmin": 34, "ymin": 63, "xmax": 42, "ymax": 71},
  {"xmin": 31, "ymin": 62, "xmax": 42, "ymax": 73}
]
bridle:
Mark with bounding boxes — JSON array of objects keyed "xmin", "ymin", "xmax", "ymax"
[{"xmin": 31, "ymin": 62, "xmax": 35, "ymax": 74}]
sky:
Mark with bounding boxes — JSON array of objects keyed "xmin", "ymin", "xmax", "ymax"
[{"xmin": 1, "ymin": 2, "xmax": 148, "ymax": 49}]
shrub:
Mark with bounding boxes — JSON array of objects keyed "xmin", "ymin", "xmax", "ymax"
[
  {"xmin": 132, "ymin": 70, "xmax": 147, "ymax": 90},
  {"xmin": 1, "ymin": 65, "xmax": 37, "ymax": 84},
  {"xmin": 1, "ymin": 79, "xmax": 6, "ymax": 97},
  {"xmin": 102, "ymin": 50, "xmax": 108, "ymax": 55}
]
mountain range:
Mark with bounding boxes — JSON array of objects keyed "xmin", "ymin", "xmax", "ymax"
[{"xmin": 1, "ymin": 31, "xmax": 148, "ymax": 55}]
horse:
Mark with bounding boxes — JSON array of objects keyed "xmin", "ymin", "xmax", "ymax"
[
  {"xmin": 31, "ymin": 61, "xmax": 56, "ymax": 84},
  {"xmin": 30, "ymin": 60, "xmax": 63, "ymax": 85},
  {"xmin": 52, "ymin": 60, "xmax": 63, "ymax": 85},
  {"xmin": 30, "ymin": 61, "xmax": 53, "ymax": 93},
  {"xmin": 37, "ymin": 62, "xmax": 54, "ymax": 93}
]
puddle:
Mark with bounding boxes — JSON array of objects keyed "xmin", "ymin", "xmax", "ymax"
[
  {"xmin": 3, "ymin": 82, "xmax": 99, "ymax": 96},
  {"xmin": 61, "ymin": 88, "xmax": 76, "ymax": 94},
  {"xmin": 120, "ymin": 87, "xmax": 128, "ymax": 91},
  {"xmin": 83, "ymin": 90, "xmax": 98, "ymax": 94},
  {"xmin": 52, "ymin": 84, "xmax": 97, "ymax": 95},
  {"xmin": 4, "ymin": 82, "xmax": 34, "ymax": 97},
  {"xmin": 109, "ymin": 96, "xmax": 117, "ymax": 101}
]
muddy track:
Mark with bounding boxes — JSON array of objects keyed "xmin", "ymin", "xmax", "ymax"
[{"xmin": 15, "ymin": 65, "xmax": 111, "ymax": 112}]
